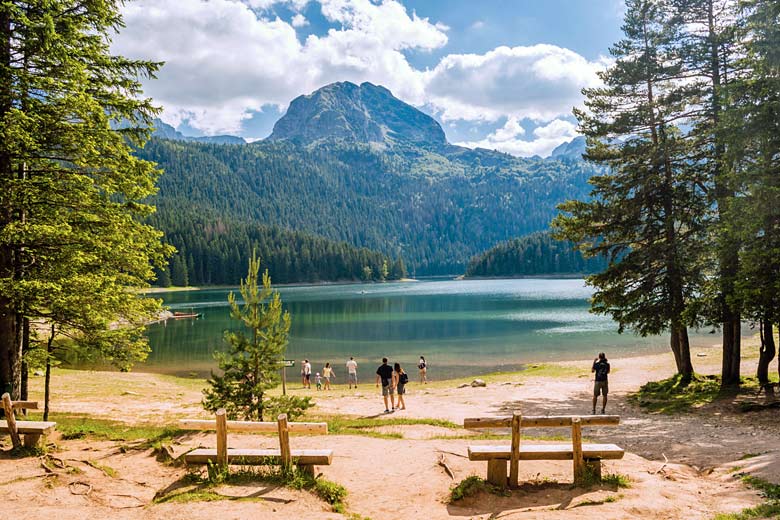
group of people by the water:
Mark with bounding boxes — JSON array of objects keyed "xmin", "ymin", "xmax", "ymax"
[{"xmin": 299, "ymin": 356, "xmax": 428, "ymax": 398}]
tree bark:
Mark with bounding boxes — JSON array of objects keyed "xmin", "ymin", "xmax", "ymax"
[
  {"xmin": 757, "ymin": 320, "xmax": 775, "ymax": 386},
  {"xmin": 43, "ymin": 325, "xmax": 54, "ymax": 422}
]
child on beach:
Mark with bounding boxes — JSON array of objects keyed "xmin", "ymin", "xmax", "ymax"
[
  {"xmin": 323, "ymin": 362, "xmax": 334, "ymax": 390},
  {"xmin": 394, "ymin": 363, "xmax": 408, "ymax": 410},
  {"xmin": 315, "ymin": 372, "xmax": 322, "ymax": 391},
  {"xmin": 418, "ymin": 356, "xmax": 427, "ymax": 384}
]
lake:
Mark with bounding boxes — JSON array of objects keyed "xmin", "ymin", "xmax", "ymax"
[{"xmin": 140, "ymin": 278, "xmax": 721, "ymax": 380}]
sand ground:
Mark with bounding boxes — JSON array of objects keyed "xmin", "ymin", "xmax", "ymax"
[{"xmin": 2, "ymin": 340, "xmax": 778, "ymax": 519}]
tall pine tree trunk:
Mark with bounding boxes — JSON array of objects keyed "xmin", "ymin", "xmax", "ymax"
[
  {"xmin": 0, "ymin": 8, "xmax": 19, "ymax": 399},
  {"xmin": 757, "ymin": 319, "xmax": 775, "ymax": 388},
  {"xmin": 706, "ymin": 0, "xmax": 741, "ymax": 386}
]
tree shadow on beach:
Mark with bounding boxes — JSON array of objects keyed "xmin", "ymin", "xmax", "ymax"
[{"xmin": 446, "ymin": 481, "xmax": 622, "ymax": 516}]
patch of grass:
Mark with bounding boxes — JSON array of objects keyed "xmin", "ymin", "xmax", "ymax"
[
  {"xmin": 155, "ymin": 489, "xmax": 259, "ymax": 504},
  {"xmin": 576, "ymin": 494, "xmax": 623, "ymax": 506},
  {"xmin": 311, "ymin": 416, "xmax": 459, "ymax": 439},
  {"xmin": 712, "ymin": 475, "xmax": 780, "ymax": 519},
  {"xmin": 36, "ymin": 413, "xmax": 184, "ymax": 446},
  {"xmin": 449, "ymin": 476, "xmax": 510, "ymax": 502},
  {"xmin": 83, "ymin": 460, "xmax": 118, "ymax": 478},
  {"xmin": 600, "ymin": 473, "xmax": 631, "ymax": 488},
  {"xmin": 628, "ymin": 374, "xmax": 723, "ymax": 413},
  {"xmin": 740, "ymin": 453, "xmax": 763, "ymax": 460}
]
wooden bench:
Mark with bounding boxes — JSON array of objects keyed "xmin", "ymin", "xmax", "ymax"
[
  {"xmin": 180, "ymin": 410, "xmax": 332, "ymax": 475},
  {"xmin": 1, "ymin": 393, "xmax": 56, "ymax": 449},
  {"xmin": 464, "ymin": 413, "xmax": 624, "ymax": 487}
]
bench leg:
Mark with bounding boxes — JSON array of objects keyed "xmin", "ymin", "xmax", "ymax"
[
  {"xmin": 23, "ymin": 434, "xmax": 42, "ymax": 449},
  {"xmin": 298, "ymin": 464, "xmax": 315, "ymax": 477},
  {"xmin": 585, "ymin": 458, "xmax": 602, "ymax": 481},
  {"xmin": 486, "ymin": 459, "xmax": 507, "ymax": 488}
]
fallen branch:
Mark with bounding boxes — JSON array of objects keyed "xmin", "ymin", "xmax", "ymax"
[
  {"xmin": 653, "ymin": 453, "xmax": 669, "ymax": 475},
  {"xmin": 438, "ymin": 454, "xmax": 455, "ymax": 480},
  {"xmin": 435, "ymin": 449, "xmax": 467, "ymax": 459}
]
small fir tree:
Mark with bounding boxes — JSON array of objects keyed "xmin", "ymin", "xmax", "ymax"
[{"xmin": 203, "ymin": 252, "xmax": 292, "ymax": 420}]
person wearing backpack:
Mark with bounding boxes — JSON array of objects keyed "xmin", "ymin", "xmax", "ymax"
[
  {"xmin": 592, "ymin": 352, "xmax": 610, "ymax": 414},
  {"xmin": 394, "ymin": 362, "xmax": 408, "ymax": 410},
  {"xmin": 418, "ymin": 356, "xmax": 427, "ymax": 384}
]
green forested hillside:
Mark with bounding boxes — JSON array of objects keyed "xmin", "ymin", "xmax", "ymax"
[
  {"xmin": 149, "ymin": 208, "xmax": 403, "ymax": 286},
  {"xmin": 140, "ymin": 138, "xmax": 600, "ymax": 275},
  {"xmin": 464, "ymin": 232, "xmax": 608, "ymax": 277}
]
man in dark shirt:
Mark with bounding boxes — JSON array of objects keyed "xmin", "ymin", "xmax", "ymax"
[
  {"xmin": 592, "ymin": 352, "xmax": 610, "ymax": 414},
  {"xmin": 375, "ymin": 357, "xmax": 395, "ymax": 413}
]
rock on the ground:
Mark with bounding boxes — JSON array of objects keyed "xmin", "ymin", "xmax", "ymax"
[
  {"xmin": 470, "ymin": 379, "xmax": 487, "ymax": 387},
  {"xmin": 457, "ymin": 383, "xmax": 470, "ymax": 389}
]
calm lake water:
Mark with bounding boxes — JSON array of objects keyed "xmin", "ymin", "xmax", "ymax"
[{"xmin": 140, "ymin": 278, "xmax": 721, "ymax": 379}]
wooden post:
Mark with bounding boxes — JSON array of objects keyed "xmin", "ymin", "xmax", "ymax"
[
  {"xmin": 215, "ymin": 408, "xmax": 228, "ymax": 468},
  {"xmin": 282, "ymin": 364, "xmax": 287, "ymax": 396},
  {"xmin": 1, "ymin": 393, "xmax": 21, "ymax": 449},
  {"xmin": 571, "ymin": 416, "xmax": 584, "ymax": 485},
  {"xmin": 277, "ymin": 413, "xmax": 291, "ymax": 470},
  {"xmin": 509, "ymin": 411, "xmax": 522, "ymax": 488},
  {"xmin": 486, "ymin": 459, "xmax": 507, "ymax": 488}
]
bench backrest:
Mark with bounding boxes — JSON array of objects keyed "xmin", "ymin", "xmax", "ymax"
[{"xmin": 464, "ymin": 415, "xmax": 620, "ymax": 429}]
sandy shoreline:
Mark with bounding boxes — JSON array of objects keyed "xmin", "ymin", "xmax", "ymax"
[{"xmin": 3, "ymin": 339, "xmax": 779, "ymax": 519}]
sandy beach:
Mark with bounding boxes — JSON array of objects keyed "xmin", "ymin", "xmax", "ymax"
[{"xmin": 2, "ymin": 339, "xmax": 778, "ymax": 520}]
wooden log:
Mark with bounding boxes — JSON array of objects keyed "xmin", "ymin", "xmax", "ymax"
[
  {"xmin": 1, "ymin": 393, "xmax": 21, "ymax": 449},
  {"xmin": 12, "ymin": 401, "xmax": 38, "ymax": 410},
  {"xmin": 277, "ymin": 414, "xmax": 291, "ymax": 470},
  {"xmin": 179, "ymin": 419, "xmax": 327, "ymax": 434},
  {"xmin": 298, "ymin": 463, "xmax": 315, "ymax": 477},
  {"xmin": 468, "ymin": 444, "xmax": 624, "ymax": 461},
  {"xmin": 486, "ymin": 459, "xmax": 507, "ymax": 488},
  {"xmin": 585, "ymin": 458, "xmax": 602, "ymax": 480},
  {"xmin": 572, "ymin": 417, "xmax": 584, "ymax": 485},
  {"xmin": 509, "ymin": 412, "xmax": 521, "ymax": 488},
  {"xmin": 216, "ymin": 409, "xmax": 228, "ymax": 468},
  {"xmin": 464, "ymin": 415, "xmax": 620, "ymax": 429},
  {"xmin": 23, "ymin": 433, "xmax": 41, "ymax": 448}
]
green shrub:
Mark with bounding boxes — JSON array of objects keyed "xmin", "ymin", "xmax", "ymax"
[{"xmin": 450, "ymin": 476, "xmax": 509, "ymax": 502}]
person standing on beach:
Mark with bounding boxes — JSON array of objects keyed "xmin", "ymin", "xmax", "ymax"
[
  {"xmin": 394, "ymin": 363, "xmax": 408, "ymax": 410},
  {"xmin": 303, "ymin": 359, "xmax": 312, "ymax": 389},
  {"xmin": 375, "ymin": 357, "xmax": 395, "ymax": 413},
  {"xmin": 418, "ymin": 356, "xmax": 427, "ymax": 384},
  {"xmin": 322, "ymin": 362, "xmax": 335, "ymax": 390},
  {"xmin": 346, "ymin": 357, "xmax": 358, "ymax": 389},
  {"xmin": 592, "ymin": 352, "xmax": 610, "ymax": 414}
]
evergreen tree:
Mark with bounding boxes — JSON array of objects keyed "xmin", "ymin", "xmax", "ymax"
[
  {"xmin": 724, "ymin": 0, "xmax": 780, "ymax": 387},
  {"xmin": 0, "ymin": 1, "xmax": 169, "ymax": 398},
  {"xmin": 554, "ymin": 0, "xmax": 707, "ymax": 379},
  {"xmin": 203, "ymin": 252, "xmax": 297, "ymax": 421},
  {"xmin": 669, "ymin": 0, "xmax": 743, "ymax": 386}
]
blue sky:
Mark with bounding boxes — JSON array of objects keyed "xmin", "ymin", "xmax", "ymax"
[{"xmin": 114, "ymin": 0, "xmax": 625, "ymax": 156}]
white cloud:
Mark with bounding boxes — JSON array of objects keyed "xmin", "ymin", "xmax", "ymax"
[
  {"xmin": 426, "ymin": 44, "xmax": 604, "ymax": 122},
  {"xmin": 113, "ymin": 0, "xmax": 599, "ymax": 152},
  {"xmin": 456, "ymin": 118, "xmax": 578, "ymax": 157},
  {"xmin": 114, "ymin": 0, "xmax": 446, "ymax": 134},
  {"xmin": 291, "ymin": 13, "xmax": 309, "ymax": 27}
]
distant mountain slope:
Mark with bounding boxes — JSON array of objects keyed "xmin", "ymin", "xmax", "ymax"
[
  {"xmin": 550, "ymin": 136, "xmax": 586, "ymax": 160},
  {"xmin": 141, "ymin": 82, "xmax": 598, "ymax": 276},
  {"xmin": 268, "ymin": 81, "xmax": 446, "ymax": 148},
  {"xmin": 151, "ymin": 119, "xmax": 246, "ymax": 145}
]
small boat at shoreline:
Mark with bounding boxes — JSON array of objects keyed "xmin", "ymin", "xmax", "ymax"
[{"xmin": 172, "ymin": 311, "xmax": 201, "ymax": 319}]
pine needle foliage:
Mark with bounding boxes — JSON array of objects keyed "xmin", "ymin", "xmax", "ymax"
[{"xmin": 203, "ymin": 251, "xmax": 298, "ymax": 421}]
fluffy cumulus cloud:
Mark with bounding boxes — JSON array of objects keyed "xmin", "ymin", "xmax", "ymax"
[
  {"xmin": 425, "ymin": 44, "xmax": 603, "ymax": 122},
  {"xmin": 113, "ymin": 0, "xmax": 602, "ymax": 154},
  {"xmin": 457, "ymin": 118, "xmax": 578, "ymax": 157}
]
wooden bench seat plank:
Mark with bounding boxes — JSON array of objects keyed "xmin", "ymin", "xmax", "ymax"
[
  {"xmin": 180, "ymin": 419, "xmax": 327, "ymax": 434},
  {"xmin": 0, "ymin": 420, "xmax": 56, "ymax": 435},
  {"xmin": 468, "ymin": 443, "xmax": 624, "ymax": 461},
  {"xmin": 464, "ymin": 416, "xmax": 620, "ymax": 429},
  {"xmin": 184, "ymin": 448, "xmax": 333, "ymax": 465}
]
